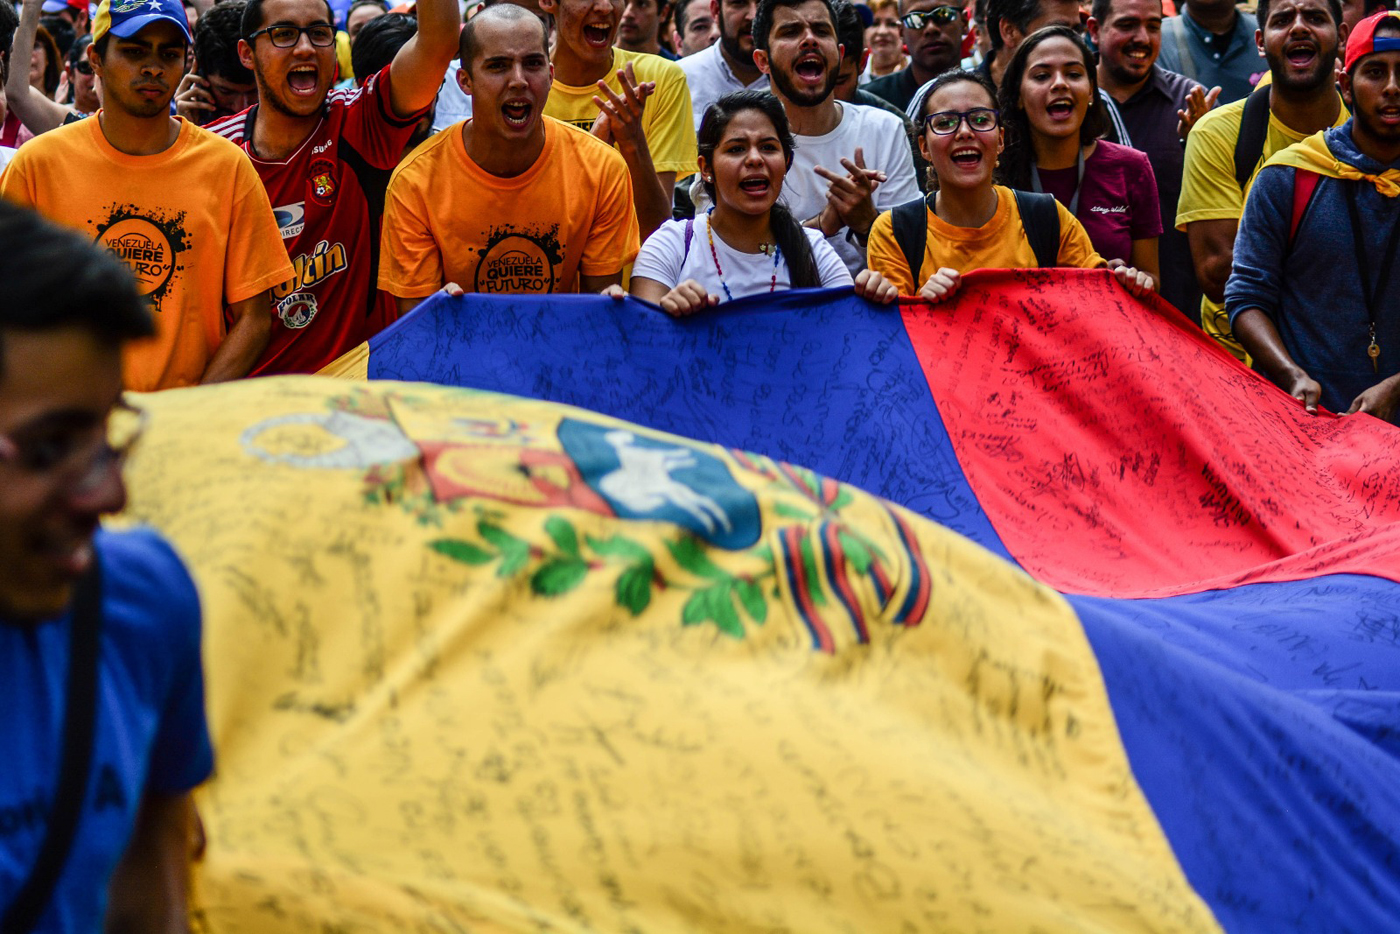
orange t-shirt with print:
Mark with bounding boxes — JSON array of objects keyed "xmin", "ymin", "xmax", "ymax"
[
  {"xmin": 0, "ymin": 114, "xmax": 293, "ymax": 391},
  {"xmin": 378, "ymin": 116, "xmax": 639, "ymax": 298},
  {"xmin": 866, "ymin": 185, "xmax": 1105, "ymax": 295}
]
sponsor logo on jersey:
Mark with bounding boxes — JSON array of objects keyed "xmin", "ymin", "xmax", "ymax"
[
  {"xmin": 273, "ymin": 201, "xmax": 306, "ymax": 240},
  {"xmin": 474, "ymin": 227, "xmax": 563, "ymax": 294},
  {"xmin": 271, "ymin": 239, "xmax": 349, "ymax": 329},
  {"xmin": 312, "ymin": 139, "xmax": 334, "ymax": 155},
  {"xmin": 308, "ymin": 157, "xmax": 337, "ymax": 206},
  {"xmin": 94, "ymin": 207, "xmax": 190, "ymax": 310}
]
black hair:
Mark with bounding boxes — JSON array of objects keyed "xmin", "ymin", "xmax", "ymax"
[
  {"xmin": 459, "ymin": 2, "xmax": 548, "ymax": 68},
  {"xmin": 696, "ymin": 90, "xmax": 822, "ymax": 288},
  {"xmin": 1257, "ymin": 0, "xmax": 1343, "ymax": 29},
  {"xmin": 39, "ymin": 12, "xmax": 73, "ymax": 56},
  {"xmin": 241, "ymin": 0, "xmax": 335, "ymax": 39},
  {"xmin": 66, "ymin": 32, "xmax": 91, "ymax": 65},
  {"xmin": 996, "ymin": 25, "xmax": 1105, "ymax": 188},
  {"xmin": 914, "ymin": 66, "xmax": 998, "ymax": 121},
  {"xmin": 0, "ymin": 203, "xmax": 153, "ymax": 377},
  {"xmin": 352, "ymin": 11, "xmax": 414, "ymax": 84},
  {"xmin": 195, "ymin": 0, "xmax": 252, "ymax": 82},
  {"xmin": 673, "ymin": 0, "xmax": 703, "ymax": 34},
  {"xmin": 347, "ymin": 0, "xmax": 389, "ymax": 22},
  {"xmin": 753, "ymin": 0, "xmax": 837, "ymax": 51},
  {"xmin": 0, "ymin": 0, "xmax": 17, "ymax": 83},
  {"xmin": 832, "ymin": 0, "xmax": 864, "ymax": 61},
  {"xmin": 986, "ymin": 0, "xmax": 1041, "ymax": 52}
]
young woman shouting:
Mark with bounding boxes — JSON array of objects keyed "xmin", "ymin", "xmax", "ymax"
[
  {"xmin": 866, "ymin": 70, "xmax": 1155, "ymax": 303},
  {"xmin": 626, "ymin": 91, "xmax": 898, "ymax": 315}
]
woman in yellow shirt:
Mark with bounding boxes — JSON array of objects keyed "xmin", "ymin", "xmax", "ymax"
[{"xmin": 865, "ymin": 70, "xmax": 1155, "ymax": 303}]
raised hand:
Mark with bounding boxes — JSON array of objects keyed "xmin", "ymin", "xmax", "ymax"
[
  {"xmin": 591, "ymin": 61, "xmax": 656, "ymax": 153},
  {"xmin": 1177, "ymin": 85, "xmax": 1221, "ymax": 141}
]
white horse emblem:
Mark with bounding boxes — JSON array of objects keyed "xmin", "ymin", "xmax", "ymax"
[{"xmin": 597, "ymin": 430, "xmax": 733, "ymax": 535}]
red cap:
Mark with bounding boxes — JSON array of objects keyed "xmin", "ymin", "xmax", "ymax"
[{"xmin": 1345, "ymin": 9, "xmax": 1400, "ymax": 73}]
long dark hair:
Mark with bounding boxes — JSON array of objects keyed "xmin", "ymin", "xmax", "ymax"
[
  {"xmin": 696, "ymin": 90, "xmax": 821, "ymax": 289},
  {"xmin": 996, "ymin": 25, "xmax": 1106, "ymax": 190}
]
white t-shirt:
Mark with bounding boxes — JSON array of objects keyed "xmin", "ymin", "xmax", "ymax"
[
  {"xmin": 677, "ymin": 42, "xmax": 770, "ymax": 130},
  {"xmin": 632, "ymin": 213, "xmax": 853, "ymax": 300},
  {"xmin": 432, "ymin": 61, "xmax": 473, "ymax": 133},
  {"xmin": 781, "ymin": 101, "xmax": 920, "ymax": 274}
]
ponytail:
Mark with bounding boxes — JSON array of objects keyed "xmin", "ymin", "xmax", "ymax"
[{"xmin": 770, "ymin": 201, "xmax": 822, "ymax": 288}]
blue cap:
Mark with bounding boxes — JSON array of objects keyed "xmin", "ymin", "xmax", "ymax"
[{"xmin": 91, "ymin": 0, "xmax": 193, "ymax": 45}]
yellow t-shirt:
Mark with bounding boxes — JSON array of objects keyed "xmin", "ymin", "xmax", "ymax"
[
  {"xmin": 378, "ymin": 117, "xmax": 640, "ymax": 297},
  {"xmin": 544, "ymin": 47, "xmax": 699, "ymax": 176},
  {"xmin": 0, "ymin": 114, "xmax": 293, "ymax": 391},
  {"xmin": 1175, "ymin": 92, "xmax": 1348, "ymax": 360},
  {"xmin": 866, "ymin": 185, "xmax": 1104, "ymax": 295}
]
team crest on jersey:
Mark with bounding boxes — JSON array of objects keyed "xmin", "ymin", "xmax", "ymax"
[
  {"xmin": 474, "ymin": 224, "xmax": 564, "ymax": 294},
  {"xmin": 308, "ymin": 158, "xmax": 337, "ymax": 206}
]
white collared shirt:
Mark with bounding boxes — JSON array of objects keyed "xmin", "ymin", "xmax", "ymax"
[{"xmin": 677, "ymin": 42, "xmax": 770, "ymax": 130}]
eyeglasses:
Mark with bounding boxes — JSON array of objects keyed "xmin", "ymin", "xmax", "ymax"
[
  {"xmin": 0, "ymin": 401, "xmax": 146, "ymax": 495},
  {"xmin": 71, "ymin": 61, "xmax": 93, "ymax": 76},
  {"xmin": 246, "ymin": 23, "xmax": 337, "ymax": 48},
  {"xmin": 901, "ymin": 6, "xmax": 962, "ymax": 29},
  {"xmin": 924, "ymin": 107, "xmax": 999, "ymax": 134}
]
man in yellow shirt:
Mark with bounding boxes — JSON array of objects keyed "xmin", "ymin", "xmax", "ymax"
[
  {"xmin": 539, "ymin": 0, "xmax": 698, "ymax": 237},
  {"xmin": 378, "ymin": 4, "xmax": 640, "ymax": 308},
  {"xmin": 1176, "ymin": 0, "xmax": 1348, "ymax": 360}
]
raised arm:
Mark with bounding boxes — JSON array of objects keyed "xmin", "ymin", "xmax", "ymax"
[
  {"xmin": 385, "ymin": 0, "xmax": 462, "ymax": 119},
  {"xmin": 5, "ymin": 0, "xmax": 78, "ymax": 135}
]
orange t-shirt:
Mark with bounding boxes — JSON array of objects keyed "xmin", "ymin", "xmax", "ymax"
[
  {"xmin": 378, "ymin": 117, "xmax": 639, "ymax": 297},
  {"xmin": 866, "ymin": 185, "xmax": 1104, "ymax": 294},
  {"xmin": 0, "ymin": 114, "xmax": 293, "ymax": 391}
]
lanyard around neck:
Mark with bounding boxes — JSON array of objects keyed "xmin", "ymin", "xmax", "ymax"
[
  {"xmin": 1344, "ymin": 180, "xmax": 1400, "ymax": 370},
  {"xmin": 1031, "ymin": 148, "xmax": 1086, "ymax": 216}
]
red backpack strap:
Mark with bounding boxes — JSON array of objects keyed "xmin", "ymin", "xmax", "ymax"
[{"xmin": 1289, "ymin": 169, "xmax": 1321, "ymax": 248}]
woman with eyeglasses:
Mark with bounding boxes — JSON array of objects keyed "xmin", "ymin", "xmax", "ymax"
[
  {"xmin": 866, "ymin": 69, "xmax": 1154, "ymax": 303},
  {"xmin": 626, "ymin": 91, "xmax": 898, "ymax": 315},
  {"xmin": 997, "ymin": 25, "xmax": 1162, "ymax": 291}
]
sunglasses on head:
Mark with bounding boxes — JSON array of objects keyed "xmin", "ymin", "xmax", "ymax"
[{"xmin": 901, "ymin": 6, "xmax": 962, "ymax": 29}]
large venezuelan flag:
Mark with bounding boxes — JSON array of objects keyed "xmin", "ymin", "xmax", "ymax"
[{"xmin": 121, "ymin": 271, "xmax": 1399, "ymax": 931}]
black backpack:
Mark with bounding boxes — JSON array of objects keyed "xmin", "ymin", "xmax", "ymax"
[{"xmin": 889, "ymin": 189, "xmax": 1061, "ymax": 285}]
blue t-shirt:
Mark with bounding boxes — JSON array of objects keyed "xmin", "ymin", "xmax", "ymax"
[{"xmin": 0, "ymin": 527, "xmax": 213, "ymax": 930}]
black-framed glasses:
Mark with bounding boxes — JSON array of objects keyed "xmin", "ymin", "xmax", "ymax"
[
  {"xmin": 901, "ymin": 6, "xmax": 962, "ymax": 29},
  {"xmin": 923, "ymin": 107, "xmax": 999, "ymax": 134},
  {"xmin": 71, "ymin": 60, "xmax": 93, "ymax": 75},
  {"xmin": 246, "ymin": 23, "xmax": 337, "ymax": 48}
]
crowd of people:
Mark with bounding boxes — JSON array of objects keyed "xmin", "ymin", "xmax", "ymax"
[
  {"xmin": 0, "ymin": 0, "xmax": 1392, "ymax": 415},
  {"xmin": 2, "ymin": 0, "xmax": 1400, "ymax": 924}
]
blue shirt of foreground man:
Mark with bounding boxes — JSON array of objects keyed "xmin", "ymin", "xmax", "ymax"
[{"xmin": 0, "ymin": 202, "xmax": 213, "ymax": 933}]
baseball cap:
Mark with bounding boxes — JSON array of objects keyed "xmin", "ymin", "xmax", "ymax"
[
  {"xmin": 91, "ymin": 0, "xmax": 194, "ymax": 45},
  {"xmin": 1344, "ymin": 9, "xmax": 1400, "ymax": 74},
  {"xmin": 40, "ymin": 0, "xmax": 88, "ymax": 14}
]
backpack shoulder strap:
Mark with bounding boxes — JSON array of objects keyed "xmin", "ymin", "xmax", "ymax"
[
  {"xmin": 890, "ymin": 197, "xmax": 930, "ymax": 287},
  {"xmin": 1165, "ymin": 15, "xmax": 1198, "ymax": 82},
  {"xmin": 1289, "ymin": 168, "xmax": 1321, "ymax": 249},
  {"xmin": 1011, "ymin": 189, "xmax": 1061, "ymax": 269},
  {"xmin": 1, "ymin": 561, "xmax": 104, "ymax": 934},
  {"xmin": 682, "ymin": 217, "xmax": 695, "ymax": 264},
  {"xmin": 1234, "ymin": 84, "xmax": 1272, "ymax": 192}
]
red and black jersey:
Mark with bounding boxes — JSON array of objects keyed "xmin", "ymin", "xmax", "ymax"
[{"xmin": 207, "ymin": 65, "xmax": 426, "ymax": 375}]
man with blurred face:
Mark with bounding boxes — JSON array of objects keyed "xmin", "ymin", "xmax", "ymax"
[
  {"xmin": 1177, "ymin": 0, "xmax": 1348, "ymax": 360},
  {"xmin": 174, "ymin": 0, "xmax": 258, "ymax": 124},
  {"xmin": 379, "ymin": 4, "xmax": 639, "ymax": 308},
  {"xmin": 207, "ymin": 0, "xmax": 459, "ymax": 373},
  {"xmin": 345, "ymin": 0, "xmax": 387, "ymax": 43},
  {"xmin": 40, "ymin": 0, "xmax": 88, "ymax": 35},
  {"xmin": 620, "ymin": 0, "xmax": 678, "ymax": 56},
  {"xmin": 982, "ymin": 0, "xmax": 1080, "ymax": 84},
  {"xmin": 863, "ymin": 0, "xmax": 964, "ymax": 109},
  {"xmin": 1228, "ymin": 9, "xmax": 1400, "ymax": 421},
  {"xmin": 678, "ymin": 0, "xmax": 769, "ymax": 126},
  {"xmin": 1088, "ymin": 0, "xmax": 1208, "ymax": 316},
  {"xmin": 1158, "ymin": 0, "xmax": 1269, "ymax": 103},
  {"xmin": 0, "ymin": 0, "xmax": 292, "ymax": 391},
  {"xmin": 538, "ymin": 0, "xmax": 697, "ymax": 237},
  {"xmin": 0, "ymin": 200, "xmax": 215, "ymax": 934},
  {"xmin": 672, "ymin": 0, "xmax": 718, "ymax": 54}
]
